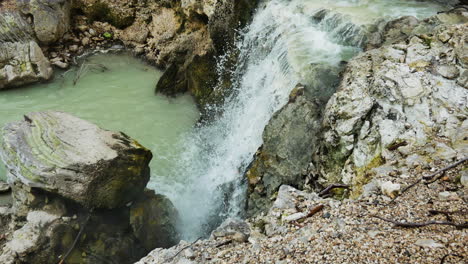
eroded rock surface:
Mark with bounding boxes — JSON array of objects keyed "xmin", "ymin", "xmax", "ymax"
[{"xmin": 315, "ymin": 23, "xmax": 468, "ymax": 196}]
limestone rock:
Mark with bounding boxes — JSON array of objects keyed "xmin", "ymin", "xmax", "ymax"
[
  {"xmin": 0, "ymin": 111, "xmax": 152, "ymax": 209},
  {"xmin": 380, "ymin": 181, "xmax": 401, "ymax": 199},
  {"xmin": 18, "ymin": 0, "xmax": 71, "ymax": 44},
  {"xmin": 246, "ymin": 87, "xmax": 321, "ymax": 215},
  {"xmin": 211, "ymin": 218, "xmax": 250, "ymax": 242},
  {"xmin": 1, "ymin": 211, "xmax": 59, "ymax": 262},
  {"xmin": 0, "ymin": 41, "xmax": 53, "ymax": 89},
  {"xmin": 130, "ymin": 189, "xmax": 180, "ymax": 251},
  {"xmin": 315, "ymin": 23, "xmax": 468, "ymax": 195},
  {"xmin": 461, "ymin": 169, "xmax": 468, "ymax": 188}
]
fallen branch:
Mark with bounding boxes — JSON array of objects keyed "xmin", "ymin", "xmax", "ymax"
[
  {"xmin": 388, "ymin": 157, "xmax": 467, "ymax": 204},
  {"xmin": 373, "ymin": 215, "xmax": 468, "ymax": 229},
  {"xmin": 166, "ymin": 237, "xmax": 201, "ymax": 262},
  {"xmin": 319, "ymin": 184, "xmax": 349, "ymax": 197},
  {"xmin": 423, "ymin": 157, "xmax": 467, "ymax": 184},
  {"xmin": 440, "ymin": 254, "xmax": 463, "ymax": 264},
  {"xmin": 58, "ymin": 211, "xmax": 92, "ymax": 264}
]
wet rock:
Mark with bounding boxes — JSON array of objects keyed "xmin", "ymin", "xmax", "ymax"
[
  {"xmin": 0, "ymin": 111, "xmax": 152, "ymax": 209},
  {"xmin": 18, "ymin": 0, "xmax": 71, "ymax": 44},
  {"xmin": 130, "ymin": 189, "xmax": 180, "ymax": 251},
  {"xmin": 246, "ymin": 87, "xmax": 321, "ymax": 215},
  {"xmin": 135, "ymin": 240, "xmax": 197, "ymax": 264},
  {"xmin": 153, "ymin": 0, "xmax": 259, "ymax": 111},
  {"xmin": 0, "ymin": 41, "xmax": 53, "ymax": 90}
]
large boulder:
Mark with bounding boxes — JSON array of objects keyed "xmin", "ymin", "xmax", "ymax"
[
  {"xmin": 18, "ymin": 0, "xmax": 72, "ymax": 44},
  {"xmin": 314, "ymin": 23, "xmax": 468, "ymax": 196},
  {"xmin": 0, "ymin": 112, "xmax": 180, "ymax": 264},
  {"xmin": 0, "ymin": 111, "xmax": 152, "ymax": 209},
  {"xmin": 245, "ymin": 86, "xmax": 322, "ymax": 215}
]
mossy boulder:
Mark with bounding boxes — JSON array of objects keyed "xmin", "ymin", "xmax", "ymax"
[
  {"xmin": 0, "ymin": 113, "xmax": 180, "ymax": 264},
  {"xmin": 0, "ymin": 111, "xmax": 152, "ymax": 209},
  {"xmin": 130, "ymin": 189, "xmax": 180, "ymax": 251}
]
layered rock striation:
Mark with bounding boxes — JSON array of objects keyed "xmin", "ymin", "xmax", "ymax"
[{"xmin": 0, "ymin": 111, "xmax": 180, "ymax": 264}]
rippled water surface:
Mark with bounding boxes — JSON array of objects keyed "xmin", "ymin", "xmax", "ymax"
[{"xmin": 0, "ymin": 53, "xmax": 200, "ymax": 182}]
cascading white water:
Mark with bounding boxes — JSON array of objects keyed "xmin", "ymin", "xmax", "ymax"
[{"xmin": 148, "ymin": 0, "xmax": 450, "ymax": 240}]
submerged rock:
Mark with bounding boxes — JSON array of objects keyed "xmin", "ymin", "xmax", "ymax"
[{"xmin": 0, "ymin": 112, "xmax": 180, "ymax": 264}]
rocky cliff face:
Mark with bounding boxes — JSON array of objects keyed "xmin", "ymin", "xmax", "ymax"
[
  {"xmin": 315, "ymin": 20, "xmax": 467, "ymax": 197},
  {"xmin": 0, "ymin": 111, "xmax": 179, "ymax": 264},
  {"xmin": 66, "ymin": 0, "xmax": 259, "ymax": 112},
  {"xmin": 246, "ymin": 7, "xmax": 468, "ymax": 213}
]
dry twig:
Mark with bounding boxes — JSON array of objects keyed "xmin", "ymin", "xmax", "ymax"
[
  {"xmin": 440, "ymin": 254, "xmax": 463, "ymax": 264},
  {"xmin": 373, "ymin": 215, "xmax": 468, "ymax": 229},
  {"xmin": 388, "ymin": 157, "xmax": 467, "ymax": 204},
  {"xmin": 166, "ymin": 237, "xmax": 201, "ymax": 262}
]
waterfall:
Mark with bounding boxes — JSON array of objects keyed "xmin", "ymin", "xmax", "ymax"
[{"xmin": 149, "ymin": 0, "xmax": 450, "ymax": 240}]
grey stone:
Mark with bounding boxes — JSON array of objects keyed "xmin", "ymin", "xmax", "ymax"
[
  {"xmin": 246, "ymin": 87, "xmax": 321, "ymax": 215},
  {"xmin": 19, "ymin": 0, "xmax": 72, "ymax": 44},
  {"xmin": 211, "ymin": 218, "xmax": 250, "ymax": 242},
  {"xmin": 0, "ymin": 41, "xmax": 53, "ymax": 90}
]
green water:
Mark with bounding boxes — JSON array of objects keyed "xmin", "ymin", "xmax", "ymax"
[{"xmin": 0, "ymin": 53, "xmax": 200, "ymax": 183}]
